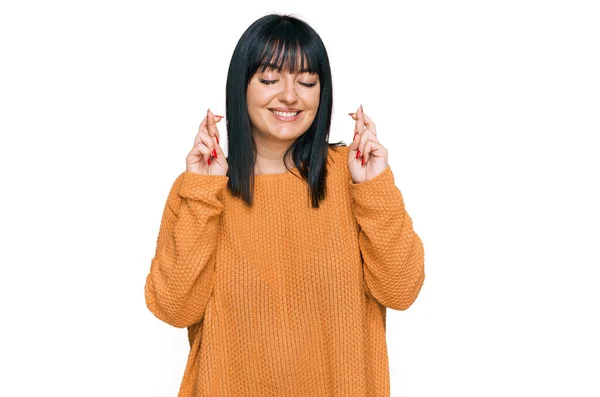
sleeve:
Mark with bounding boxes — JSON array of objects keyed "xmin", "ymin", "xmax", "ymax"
[
  {"xmin": 144, "ymin": 171, "xmax": 229, "ymax": 328},
  {"xmin": 349, "ymin": 165, "xmax": 425, "ymax": 310}
]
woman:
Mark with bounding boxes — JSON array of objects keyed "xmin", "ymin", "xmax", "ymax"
[{"xmin": 144, "ymin": 13, "xmax": 425, "ymax": 397}]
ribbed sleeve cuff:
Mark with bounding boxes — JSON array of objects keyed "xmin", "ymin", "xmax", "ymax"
[
  {"xmin": 178, "ymin": 171, "xmax": 229, "ymax": 201},
  {"xmin": 349, "ymin": 165, "xmax": 405, "ymax": 217}
]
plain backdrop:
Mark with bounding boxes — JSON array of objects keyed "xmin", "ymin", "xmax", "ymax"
[{"xmin": 1, "ymin": 0, "xmax": 599, "ymax": 396}]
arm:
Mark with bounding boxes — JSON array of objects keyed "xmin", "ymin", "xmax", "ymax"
[
  {"xmin": 350, "ymin": 165, "xmax": 425, "ymax": 310},
  {"xmin": 144, "ymin": 171, "xmax": 229, "ymax": 328}
]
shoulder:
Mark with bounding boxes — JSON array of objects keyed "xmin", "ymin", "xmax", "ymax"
[
  {"xmin": 326, "ymin": 143, "xmax": 352, "ymax": 184},
  {"xmin": 327, "ymin": 143, "xmax": 349, "ymax": 164}
]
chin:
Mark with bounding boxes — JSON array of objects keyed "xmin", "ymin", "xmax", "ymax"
[
  {"xmin": 272, "ymin": 131, "xmax": 302, "ymax": 140},
  {"xmin": 264, "ymin": 123, "xmax": 299, "ymax": 136}
]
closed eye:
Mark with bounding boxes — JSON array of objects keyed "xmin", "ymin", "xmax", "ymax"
[{"xmin": 259, "ymin": 79, "xmax": 318, "ymax": 88}]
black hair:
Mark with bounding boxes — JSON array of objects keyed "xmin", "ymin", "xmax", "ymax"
[{"xmin": 224, "ymin": 13, "xmax": 344, "ymax": 208}]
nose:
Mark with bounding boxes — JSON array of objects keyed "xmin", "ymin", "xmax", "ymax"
[{"xmin": 278, "ymin": 76, "xmax": 298, "ymax": 104}]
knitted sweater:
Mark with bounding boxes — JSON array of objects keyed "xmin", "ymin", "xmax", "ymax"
[{"xmin": 144, "ymin": 144, "xmax": 425, "ymax": 396}]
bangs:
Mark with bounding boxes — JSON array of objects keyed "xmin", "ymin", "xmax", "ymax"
[{"xmin": 255, "ymin": 39, "xmax": 320, "ymax": 76}]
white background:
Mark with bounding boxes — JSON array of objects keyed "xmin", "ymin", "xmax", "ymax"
[{"xmin": 1, "ymin": 0, "xmax": 599, "ymax": 396}]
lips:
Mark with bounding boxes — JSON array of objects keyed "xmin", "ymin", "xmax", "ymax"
[
  {"xmin": 269, "ymin": 108, "xmax": 302, "ymax": 112},
  {"xmin": 269, "ymin": 109, "xmax": 302, "ymax": 121},
  {"xmin": 270, "ymin": 109, "xmax": 302, "ymax": 116}
]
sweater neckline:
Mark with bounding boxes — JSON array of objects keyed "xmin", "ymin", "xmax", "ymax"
[{"xmin": 254, "ymin": 166, "xmax": 299, "ymax": 179}]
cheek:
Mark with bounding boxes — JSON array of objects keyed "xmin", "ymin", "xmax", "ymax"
[
  {"xmin": 246, "ymin": 84, "xmax": 264, "ymax": 107},
  {"xmin": 305, "ymin": 92, "xmax": 320, "ymax": 110},
  {"xmin": 306, "ymin": 86, "xmax": 321, "ymax": 106}
]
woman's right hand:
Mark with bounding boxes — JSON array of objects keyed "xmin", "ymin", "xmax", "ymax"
[{"xmin": 186, "ymin": 109, "xmax": 228, "ymax": 176}]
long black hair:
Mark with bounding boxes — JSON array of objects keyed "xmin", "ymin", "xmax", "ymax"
[{"xmin": 225, "ymin": 13, "xmax": 344, "ymax": 208}]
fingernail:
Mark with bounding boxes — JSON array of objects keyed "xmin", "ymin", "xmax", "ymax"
[
  {"xmin": 215, "ymin": 115, "xmax": 224, "ymax": 118},
  {"xmin": 356, "ymin": 149, "xmax": 361, "ymax": 159},
  {"xmin": 361, "ymin": 157, "xmax": 365, "ymax": 166},
  {"xmin": 216, "ymin": 135, "xmax": 220, "ymax": 144},
  {"xmin": 360, "ymin": 104, "xmax": 363, "ymax": 114},
  {"xmin": 212, "ymin": 149, "xmax": 217, "ymax": 158},
  {"xmin": 207, "ymin": 157, "xmax": 211, "ymax": 165},
  {"xmin": 348, "ymin": 112, "xmax": 356, "ymax": 116}
]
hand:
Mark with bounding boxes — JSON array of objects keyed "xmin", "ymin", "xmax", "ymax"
[
  {"xmin": 348, "ymin": 104, "xmax": 388, "ymax": 183},
  {"xmin": 186, "ymin": 109, "xmax": 228, "ymax": 176}
]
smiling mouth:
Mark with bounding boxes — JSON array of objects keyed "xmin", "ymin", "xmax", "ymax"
[{"xmin": 269, "ymin": 109, "xmax": 302, "ymax": 118}]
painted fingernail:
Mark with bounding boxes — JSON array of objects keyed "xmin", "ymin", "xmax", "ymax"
[
  {"xmin": 207, "ymin": 157, "xmax": 211, "ymax": 165},
  {"xmin": 361, "ymin": 157, "xmax": 365, "ymax": 166},
  {"xmin": 212, "ymin": 149, "xmax": 217, "ymax": 158},
  {"xmin": 216, "ymin": 135, "xmax": 220, "ymax": 144},
  {"xmin": 356, "ymin": 149, "xmax": 361, "ymax": 159}
]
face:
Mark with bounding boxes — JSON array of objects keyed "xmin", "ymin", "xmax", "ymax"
[{"xmin": 246, "ymin": 65, "xmax": 320, "ymax": 142}]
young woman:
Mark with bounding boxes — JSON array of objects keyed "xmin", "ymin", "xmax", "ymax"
[{"xmin": 144, "ymin": 13, "xmax": 425, "ymax": 397}]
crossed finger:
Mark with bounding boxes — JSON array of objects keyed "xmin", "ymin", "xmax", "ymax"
[
  {"xmin": 360, "ymin": 138, "xmax": 386, "ymax": 165},
  {"xmin": 350, "ymin": 106, "xmax": 379, "ymax": 153},
  {"xmin": 194, "ymin": 110, "xmax": 223, "ymax": 148},
  {"xmin": 206, "ymin": 109, "xmax": 222, "ymax": 145},
  {"xmin": 349, "ymin": 109, "xmax": 377, "ymax": 136}
]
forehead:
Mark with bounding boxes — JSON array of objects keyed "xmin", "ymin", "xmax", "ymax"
[{"xmin": 257, "ymin": 43, "xmax": 314, "ymax": 74}]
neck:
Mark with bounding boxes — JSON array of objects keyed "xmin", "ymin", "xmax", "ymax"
[{"xmin": 253, "ymin": 134, "xmax": 295, "ymax": 175}]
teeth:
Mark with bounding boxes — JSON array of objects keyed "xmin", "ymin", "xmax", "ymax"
[{"xmin": 272, "ymin": 110, "xmax": 299, "ymax": 118}]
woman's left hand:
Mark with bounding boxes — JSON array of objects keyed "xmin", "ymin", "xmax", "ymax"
[{"xmin": 348, "ymin": 105, "xmax": 389, "ymax": 183}]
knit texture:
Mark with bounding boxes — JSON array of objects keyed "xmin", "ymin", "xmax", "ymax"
[{"xmin": 144, "ymin": 144, "xmax": 425, "ymax": 396}]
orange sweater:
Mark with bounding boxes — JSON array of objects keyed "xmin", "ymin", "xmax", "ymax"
[{"xmin": 144, "ymin": 144, "xmax": 425, "ymax": 396}]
